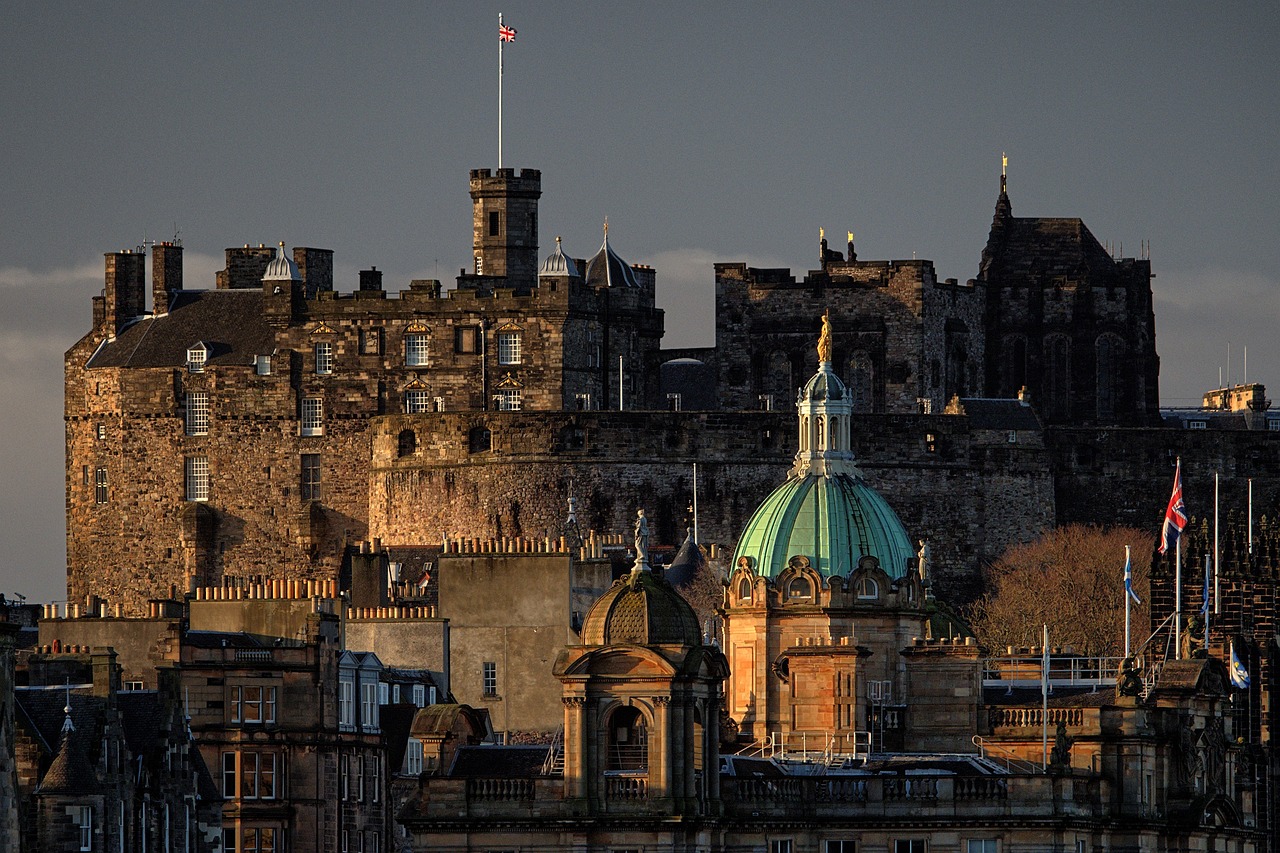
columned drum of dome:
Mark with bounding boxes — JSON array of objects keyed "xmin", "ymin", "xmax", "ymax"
[{"xmin": 733, "ymin": 311, "xmax": 914, "ymax": 580}]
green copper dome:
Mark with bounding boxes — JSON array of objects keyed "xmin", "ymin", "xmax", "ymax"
[{"xmin": 733, "ymin": 472, "xmax": 914, "ymax": 580}]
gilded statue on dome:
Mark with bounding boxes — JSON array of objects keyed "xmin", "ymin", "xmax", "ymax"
[{"xmin": 817, "ymin": 309, "xmax": 833, "ymax": 363}]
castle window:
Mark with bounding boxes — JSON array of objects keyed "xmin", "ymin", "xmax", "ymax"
[
  {"xmin": 300, "ymin": 454, "xmax": 321, "ymax": 501},
  {"xmin": 185, "ymin": 456, "xmax": 209, "ymax": 502},
  {"xmin": 1044, "ymin": 335, "xmax": 1071, "ymax": 421},
  {"xmin": 187, "ymin": 344, "xmax": 207, "ymax": 372},
  {"xmin": 482, "ymin": 661, "xmax": 498, "ymax": 696},
  {"xmin": 222, "ymin": 751, "xmax": 278, "ymax": 800},
  {"xmin": 362, "ymin": 682, "xmax": 379, "ymax": 732},
  {"xmin": 667, "ymin": 393, "xmax": 682, "ymax": 411},
  {"xmin": 230, "ymin": 685, "xmax": 277, "ymax": 724},
  {"xmin": 405, "ymin": 389, "xmax": 431, "ymax": 414},
  {"xmin": 76, "ymin": 805, "xmax": 92, "ymax": 851},
  {"xmin": 758, "ymin": 394, "xmax": 774, "ymax": 411},
  {"xmin": 856, "ymin": 576, "xmax": 878, "ymax": 600},
  {"xmin": 301, "ymin": 397, "xmax": 324, "ymax": 437},
  {"xmin": 186, "ymin": 391, "xmax": 210, "ymax": 436},
  {"xmin": 314, "ymin": 341, "xmax": 333, "ymax": 375},
  {"xmin": 339, "ymin": 679, "xmax": 355, "ymax": 729},
  {"xmin": 497, "ymin": 330, "xmax": 522, "ymax": 365},
  {"xmin": 488, "ymin": 210, "xmax": 501, "ymax": 236},
  {"xmin": 849, "ymin": 351, "xmax": 874, "ymax": 413},
  {"xmin": 587, "ymin": 332, "xmax": 602, "ymax": 368},
  {"xmin": 468, "ymin": 426, "xmax": 492, "ymax": 453},
  {"xmin": 255, "ymin": 354, "xmax": 272, "ymax": 376},
  {"xmin": 360, "ymin": 328, "xmax": 383, "ymax": 355},
  {"xmin": 404, "ymin": 738, "xmax": 424, "ymax": 776},
  {"xmin": 1001, "ymin": 335, "xmax": 1028, "ymax": 397},
  {"xmin": 455, "ymin": 325, "xmax": 480, "ymax": 354},
  {"xmin": 95, "ymin": 467, "xmax": 108, "ymax": 504},
  {"xmin": 397, "ymin": 429, "xmax": 416, "ymax": 458},
  {"xmin": 496, "ymin": 389, "xmax": 522, "ymax": 411},
  {"xmin": 575, "ymin": 393, "xmax": 594, "ymax": 411},
  {"xmin": 96, "ymin": 423, "xmax": 106, "ymax": 440},
  {"xmin": 1096, "ymin": 334, "xmax": 1125, "ymax": 420},
  {"xmin": 243, "ymin": 828, "xmax": 277, "ymax": 853},
  {"xmin": 405, "ymin": 333, "xmax": 430, "ymax": 367},
  {"xmin": 607, "ymin": 706, "xmax": 648, "ymax": 771}
]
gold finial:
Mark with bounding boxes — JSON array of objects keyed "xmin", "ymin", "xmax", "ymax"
[
  {"xmin": 1002, "ymin": 152, "xmax": 1007, "ymax": 176},
  {"xmin": 555, "ymin": 235, "xmax": 562, "ymax": 246},
  {"xmin": 847, "ymin": 231, "xmax": 854, "ymax": 244},
  {"xmin": 603, "ymin": 217, "xmax": 609, "ymax": 238},
  {"xmin": 819, "ymin": 226, "xmax": 825, "ymax": 242},
  {"xmin": 817, "ymin": 309, "xmax": 832, "ymax": 364}
]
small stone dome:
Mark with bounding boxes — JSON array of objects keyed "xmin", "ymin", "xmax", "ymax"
[
  {"xmin": 539, "ymin": 236, "xmax": 579, "ymax": 278},
  {"xmin": 800, "ymin": 362, "xmax": 846, "ymax": 403},
  {"xmin": 580, "ymin": 569, "xmax": 701, "ymax": 647},
  {"xmin": 263, "ymin": 242, "xmax": 301, "ymax": 282},
  {"xmin": 584, "ymin": 227, "xmax": 639, "ymax": 289}
]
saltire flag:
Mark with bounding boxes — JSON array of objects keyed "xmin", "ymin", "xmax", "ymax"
[
  {"xmin": 1230, "ymin": 642, "xmax": 1251, "ymax": 689},
  {"xmin": 499, "ymin": 23, "xmax": 517, "ymax": 42},
  {"xmin": 1124, "ymin": 549, "xmax": 1141, "ymax": 605},
  {"xmin": 1158, "ymin": 460, "xmax": 1187, "ymax": 554}
]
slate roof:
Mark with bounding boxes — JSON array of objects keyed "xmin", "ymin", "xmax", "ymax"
[
  {"xmin": 116, "ymin": 690, "xmax": 167, "ymax": 757},
  {"xmin": 16, "ymin": 688, "xmax": 106, "ymax": 795},
  {"xmin": 447, "ymin": 745, "xmax": 550, "ymax": 778},
  {"xmin": 86, "ymin": 290, "xmax": 274, "ymax": 369},
  {"xmin": 665, "ymin": 529, "xmax": 707, "ymax": 588},
  {"xmin": 981, "ymin": 203, "xmax": 1122, "ymax": 285},
  {"xmin": 953, "ymin": 398, "xmax": 1043, "ymax": 431}
]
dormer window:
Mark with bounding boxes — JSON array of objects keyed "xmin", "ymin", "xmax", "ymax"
[
  {"xmin": 187, "ymin": 343, "xmax": 208, "ymax": 373},
  {"xmin": 856, "ymin": 576, "xmax": 879, "ymax": 600},
  {"xmin": 786, "ymin": 576, "xmax": 812, "ymax": 602}
]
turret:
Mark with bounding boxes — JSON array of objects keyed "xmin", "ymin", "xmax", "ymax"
[{"xmin": 470, "ymin": 167, "xmax": 541, "ymax": 287}]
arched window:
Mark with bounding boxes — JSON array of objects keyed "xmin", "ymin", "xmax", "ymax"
[
  {"xmin": 468, "ymin": 426, "xmax": 491, "ymax": 454},
  {"xmin": 786, "ymin": 576, "xmax": 812, "ymax": 602},
  {"xmin": 738, "ymin": 577, "xmax": 752, "ymax": 601},
  {"xmin": 1044, "ymin": 335, "xmax": 1071, "ymax": 421},
  {"xmin": 767, "ymin": 350, "xmax": 792, "ymax": 404},
  {"xmin": 856, "ymin": 576, "xmax": 879, "ymax": 600},
  {"xmin": 607, "ymin": 707, "xmax": 648, "ymax": 771},
  {"xmin": 1096, "ymin": 334, "xmax": 1125, "ymax": 421},
  {"xmin": 397, "ymin": 429, "xmax": 416, "ymax": 458},
  {"xmin": 1001, "ymin": 335, "xmax": 1027, "ymax": 397},
  {"xmin": 815, "ymin": 417, "xmax": 825, "ymax": 449},
  {"xmin": 829, "ymin": 417, "xmax": 840, "ymax": 450},
  {"xmin": 800, "ymin": 416, "xmax": 809, "ymax": 452},
  {"xmin": 848, "ymin": 351, "xmax": 873, "ymax": 413}
]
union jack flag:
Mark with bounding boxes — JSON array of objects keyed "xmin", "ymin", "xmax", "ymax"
[
  {"xmin": 499, "ymin": 24, "xmax": 517, "ymax": 42},
  {"xmin": 1158, "ymin": 459, "xmax": 1187, "ymax": 555}
]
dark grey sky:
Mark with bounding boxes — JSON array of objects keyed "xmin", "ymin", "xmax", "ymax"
[{"xmin": 2, "ymin": 2, "xmax": 1277, "ymax": 602}]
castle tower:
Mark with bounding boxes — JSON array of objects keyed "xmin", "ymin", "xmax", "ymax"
[{"xmin": 470, "ymin": 167, "xmax": 541, "ymax": 286}]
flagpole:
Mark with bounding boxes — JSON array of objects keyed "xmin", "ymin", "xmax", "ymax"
[
  {"xmin": 1214, "ymin": 470, "xmax": 1220, "ymax": 614},
  {"xmin": 1124, "ymin": 545, "xmax": 1132, "ymax": 658},
  {"xmin": 1175, "ymin": 537, "xmax": 1182, "ymax": 658},
  {"xmin": 1041, "ymin": 623, "xmax": 1049, "ymax": 766},
  {"xmin": 498, "ymin": 12, "xmax": 504, "ymax": 169}
]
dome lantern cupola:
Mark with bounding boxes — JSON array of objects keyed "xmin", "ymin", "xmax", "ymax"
[{"xmin": 732, "ymin": 312, "xmax": 914, "ymax": 580}]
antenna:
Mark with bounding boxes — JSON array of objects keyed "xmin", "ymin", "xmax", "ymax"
[{"xmin": 171, "ymin": 222, "xmax": 182, "ymax": 246}]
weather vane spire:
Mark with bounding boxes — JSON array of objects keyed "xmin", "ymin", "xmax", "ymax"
[{"xmin": 1001, "ymin": 152, "xmax": 1008, "ymax": 194}]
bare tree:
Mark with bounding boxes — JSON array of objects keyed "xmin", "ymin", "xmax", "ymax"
[
  {"xmin": 672, "ymin": 552, "xmax": 727, "ymax": 641},
  {"xmin": 966, "ymin": 525, "xmax": 1151, "ymax": 657}
]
